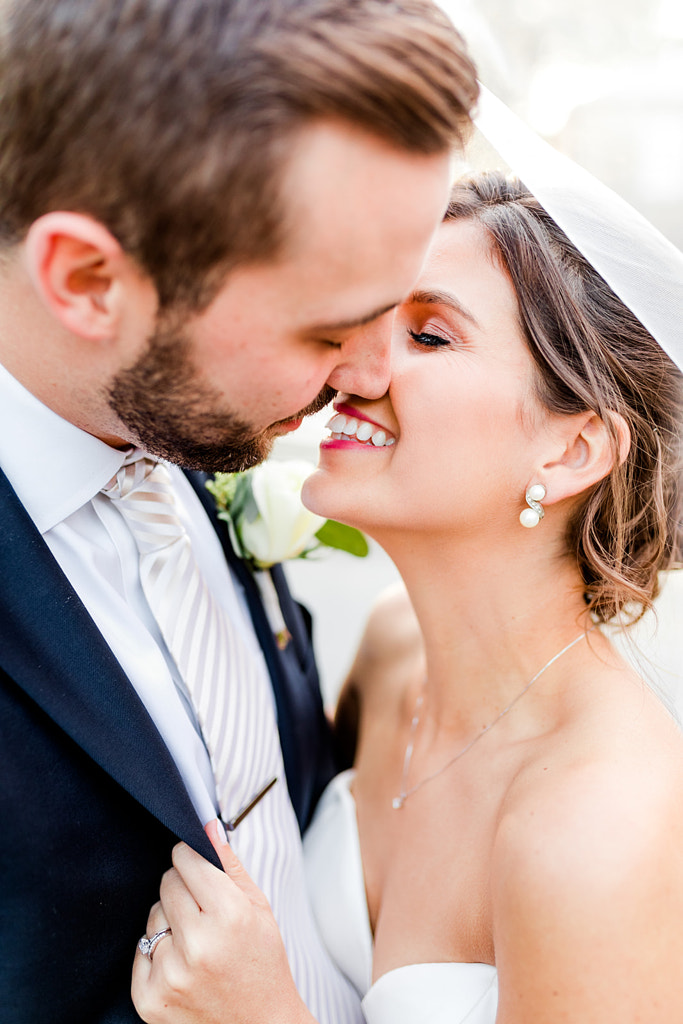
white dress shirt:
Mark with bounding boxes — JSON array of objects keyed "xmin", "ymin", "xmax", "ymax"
[{"xmin": 0, "ymin": 360, "xmax": 363, "ymax": 1024}]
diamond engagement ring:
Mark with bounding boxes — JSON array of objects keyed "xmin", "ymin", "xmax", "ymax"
[{"xmin": 137, "ymin": 927, "xmax": 172, "ymax": 961}]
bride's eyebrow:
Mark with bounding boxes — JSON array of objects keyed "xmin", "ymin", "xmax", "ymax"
[{"xmin": 408, "ymin": 288, "xmax": 480, "ymax": 328}]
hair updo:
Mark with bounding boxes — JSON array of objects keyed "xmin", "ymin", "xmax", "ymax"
[{"xmin": 446, "ymin": 171, "xmax": 683, "ymax": 624}]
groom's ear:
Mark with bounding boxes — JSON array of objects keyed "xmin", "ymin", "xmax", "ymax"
[
  {"xmin": 22, "ymin": 211, "xmax": 154, "ymax": 341},
  {"xmin": 539, "ymin": 409, "xmax": 630, "ymax": 506}
]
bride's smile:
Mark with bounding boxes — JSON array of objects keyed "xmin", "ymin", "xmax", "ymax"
[
  {"xmin": 323, "ymin": 401, "xmax": 397, "ymax": 449},
  {"xmin": 305, "ymin": 217, "xmax": 557, "ymax": 540}
]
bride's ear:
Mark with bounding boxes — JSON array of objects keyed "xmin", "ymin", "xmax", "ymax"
[{"xmin": 539, "ymin": 409, "xmax": 630, "ymax": 506}]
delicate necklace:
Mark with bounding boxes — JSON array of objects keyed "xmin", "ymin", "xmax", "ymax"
[{"xmin": 392, "ymin": 631, "xmax": 589, "ymax": 809}]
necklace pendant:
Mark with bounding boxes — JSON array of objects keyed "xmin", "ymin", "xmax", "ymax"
[{"xmin": 392, "ymin": 795, "xmax": 404, "ymax": 810}]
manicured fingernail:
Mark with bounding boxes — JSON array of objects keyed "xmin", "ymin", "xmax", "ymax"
[{"xmin": 205, "ymin": 817, "xmax": 229, "ymax": 846}]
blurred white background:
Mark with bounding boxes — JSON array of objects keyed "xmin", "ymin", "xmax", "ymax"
[
  {"xmin": 273, "ymin": 0, "xmax": 683, "ymax": 708},
  {"xmin": 440, "ymin": 0, "xmax": 683, "ymax": 247}
]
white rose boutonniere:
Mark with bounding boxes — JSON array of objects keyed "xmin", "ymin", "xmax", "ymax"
[{"xmin": 206, "ymin": 460, "xmax": 368, "ymax": 648}]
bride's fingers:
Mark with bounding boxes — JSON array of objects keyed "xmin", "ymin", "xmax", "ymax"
[
  {"xmin": 171, "ymin": 839, "xmax": 268, "ymax": 919},
  {"xmin": 132, "ymin": 930, "xmax": 173, "ymax": 1024},
  {"xmin": 132, "ymin": 838, "xmax": 299, "ymax": 1024},
  {"xmin": 204, "ymin": 820, "xmax": 272, "ymax": 908},
  {"xmin": 131, "ymin": 948, "xmax": 153, "ymax": 1015},
  {"xmin": 145, "ymin": 900, "xmax": 171, "ymax": 940},
  {"xmin": 135, "ymin": 865, "xmax": 196, "ymax": 976},
  {"xmin": 159, "ymin": 860, "xmax": 202, "ymax": 926},
  {"xmin": 132, "ymin": 901, "xmax": 173, "ymax": 1013},
  {"xmin": 204, "ymin": 817, "xmax": 228, "ymax": 852}
]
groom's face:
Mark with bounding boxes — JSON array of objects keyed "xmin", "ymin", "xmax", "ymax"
[{"xmin": 108, "ymin": 119, "xmax": 453, "ymax": 471}]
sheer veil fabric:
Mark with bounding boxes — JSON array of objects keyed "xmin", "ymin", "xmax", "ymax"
[{"xmin": 472, "ymin": 86, "xmax": 683, "ymax": 371}]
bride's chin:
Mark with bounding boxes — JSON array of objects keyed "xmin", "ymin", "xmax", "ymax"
[{"xmin": 302, "ymin": 470, "xmax": 354, "ymax": 524}]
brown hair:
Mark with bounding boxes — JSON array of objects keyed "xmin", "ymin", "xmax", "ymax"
[
  {"xmin": 0, "ymin": 0, "xmax": 478, "ymax": 309},
  {"xmin": 446, "ymin": 172, "xmax": 683, "ymax": 623}
]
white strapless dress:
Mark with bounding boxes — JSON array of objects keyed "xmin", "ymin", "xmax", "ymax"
[{"xmin": 303, "ymin": 771, "xmax": 498, "ymax": 1024}]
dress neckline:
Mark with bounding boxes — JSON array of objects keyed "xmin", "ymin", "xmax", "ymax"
[
  {"xmin": 335, "ymin": 770, "xmax": 496, "ymax": 984},
  {"xmin": 303, "ymin": 769, "xmax": 500, "ymax": 1021}
]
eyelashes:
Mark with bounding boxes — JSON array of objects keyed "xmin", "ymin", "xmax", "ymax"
[{"xmin": 407, "ymin": 328, "xmax": 452, "ymax": 348}]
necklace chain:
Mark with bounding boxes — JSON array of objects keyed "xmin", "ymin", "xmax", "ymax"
[{"xmin": 392, "ymin": 631, "xmax": 589, "ymax": 810}]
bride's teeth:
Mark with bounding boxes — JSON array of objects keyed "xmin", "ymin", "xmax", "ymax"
[
  {"xmin": 325, "ymin": 409, "xmax": 396, "ymax": 446},
  {"xmin": 327, "ymin": 413, "xmax": 347, "ymax": 432}
]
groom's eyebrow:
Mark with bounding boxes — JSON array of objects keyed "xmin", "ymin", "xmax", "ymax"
[
  {"xmin": 310, "ymin": 299, "xmax": 401, "ymax": 333},
  {"xmin": 409, "ymin": 288, "xmax": 480, "ymax": 328}
]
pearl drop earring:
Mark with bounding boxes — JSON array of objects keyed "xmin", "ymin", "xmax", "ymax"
[{"xmin": 519, "ymin": 483, "xmax": 546, "ymax": 528}]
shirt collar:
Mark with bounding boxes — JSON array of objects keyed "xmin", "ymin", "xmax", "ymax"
[{"xmin": 0, "ymin": 360, "xmax": 128, "ymax": 534}]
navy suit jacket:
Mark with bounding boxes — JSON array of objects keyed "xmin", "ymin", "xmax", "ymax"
[{"xmin": 0, "ymin": 466, "xmax": 336, "ymax": 1024}]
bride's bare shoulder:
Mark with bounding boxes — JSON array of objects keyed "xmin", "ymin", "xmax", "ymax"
[
  {"xmin": 490, "ymin": 691, "xmax": 683, "ymax": 1016},
  {"xmin": 497, "ymin": 676, "xmax": 683, "ymax": 862}
]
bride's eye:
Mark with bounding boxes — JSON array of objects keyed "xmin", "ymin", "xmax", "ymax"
[{"xmin": 407, "ymin": 327, "xmax": 451, "ymax": 348}]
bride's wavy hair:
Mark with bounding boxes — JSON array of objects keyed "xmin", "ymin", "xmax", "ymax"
[{"xmin": 446, "ymin": 171, "xmax": 683, "ymax": 624}]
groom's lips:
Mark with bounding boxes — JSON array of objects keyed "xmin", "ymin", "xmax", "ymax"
[{"xmin": 273, "ymin": 417, "xmax": 303, "ymax": 434}]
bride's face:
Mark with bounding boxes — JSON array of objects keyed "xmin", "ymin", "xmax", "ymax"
[{"xmin": 303, "ymin": 217, "xmax": 550, "ymax": 537}]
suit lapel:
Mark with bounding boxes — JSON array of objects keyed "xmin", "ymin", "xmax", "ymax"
[{"xmin": 0, "ymin": 468, "xmax": 218, "ymax": 863}]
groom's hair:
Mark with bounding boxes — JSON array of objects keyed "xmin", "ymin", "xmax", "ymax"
[{"xmin": 0, "ymin": 0, "xmax": 478, "ymax": 310}]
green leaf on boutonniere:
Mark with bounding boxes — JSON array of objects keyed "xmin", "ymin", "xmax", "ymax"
[
  {"xmin": 205, "ymin": 472, "xmax": 238, "ymax": 512},
  {"xmin": 228, "ymin": 473, "xmax": 259, "ymax": 525},
  {"xmin": 313, "ymin": 519, "xmax": 369, "ymax": 557},
  {"xmin": 209, "ymin": 472, "xmax": 259, "ymax": 561}
]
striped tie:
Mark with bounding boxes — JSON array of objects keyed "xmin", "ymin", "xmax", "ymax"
[{"xmin": 101, "ymin": 449, "xmax": 283, "ymax": 826}]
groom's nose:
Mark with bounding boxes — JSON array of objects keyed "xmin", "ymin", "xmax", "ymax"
[{"xmin": 325, "ymin": 311, "xmax": 393, "ymax": 401}]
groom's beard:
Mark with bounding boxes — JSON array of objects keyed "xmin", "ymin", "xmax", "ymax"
[{"xmin": 107, "ymin": 320, "xmax": 335, "ymax": 473}]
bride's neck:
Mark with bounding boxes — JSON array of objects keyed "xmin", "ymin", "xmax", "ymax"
[{"xmin": 375, "ymin": 528, "xmax": 592, "ymax": 728}]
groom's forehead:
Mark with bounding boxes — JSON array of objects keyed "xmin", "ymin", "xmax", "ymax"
[{"xmin": 276, "ymin": 119, "xmax": 452, "ymax": 249}]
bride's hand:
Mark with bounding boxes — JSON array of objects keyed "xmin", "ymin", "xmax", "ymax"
[{"xmin": 132, "ymin": 821, "xmax": 314, "ymax": 1024}]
